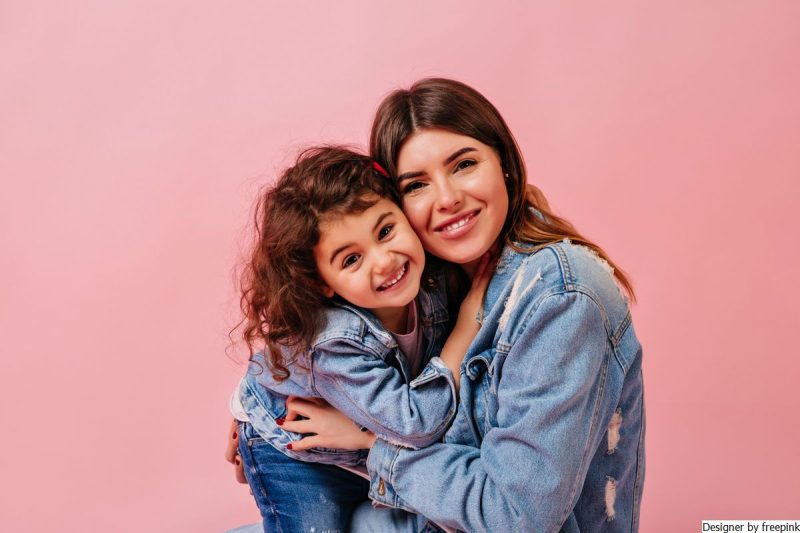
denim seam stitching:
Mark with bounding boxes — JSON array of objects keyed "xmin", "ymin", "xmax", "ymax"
[
  {"xmin": 239, "ymin": 426, "xmax": 283, "ymax": 533},
  {"xmin": 509, "ymin": 286, "xmax": 565, "ymax": 345},
  {"xmin": 387, "ymin": 445, "xmax": 404, "ymax": 509},
  {"xmin": 561, "ymin": 342, "xmax": 611, "ymax": 531},
  {"xmin": 548, "ymin": 242, "xmax": 573, "ymax": 290},
  {"xmin": 533, "ymin": 293, "xmax": 610, "ymax": 531},
  {"xmin": 611, "ymin": 310, "xmax": 632, "ymax": 347}
]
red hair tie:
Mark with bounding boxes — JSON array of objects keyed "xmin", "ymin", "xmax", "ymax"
[{"xmin": 371, "ymin": 161, "xmax": 389, "ymax": 178}]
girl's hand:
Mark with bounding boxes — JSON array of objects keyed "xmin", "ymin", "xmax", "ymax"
[
  {"xmin": 281, "ymin": 396, "xmax": 377, "ymax": 451},
  {"xmin": 224, "ymin": 419, "xmax": 247, "ymax": 484}
]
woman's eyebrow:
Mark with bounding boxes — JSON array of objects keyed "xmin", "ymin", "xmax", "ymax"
[
  {"xmin": 443, "ymin": 147, "xmax": 477, "ymax": 166},
  {"xmin": 397, "ymin": 170, "xmax": 424, "ymax": 182},
  {"xmin": 397, "ymin": 147, "xmax": 478, "ymax": 182}
]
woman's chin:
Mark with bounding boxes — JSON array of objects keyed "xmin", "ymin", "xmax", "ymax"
[
  {"xmin": 429, "ymin": 243, "xmax": 489, "ymax": 268},
  {"xmin": 423, "ymin": 220, "xmax": 503, "ymax": 268}
]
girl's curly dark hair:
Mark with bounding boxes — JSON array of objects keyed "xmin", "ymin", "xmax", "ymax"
[{"xmin": 239, "ymin": 146, "xmax": 400, "ymax": 380}]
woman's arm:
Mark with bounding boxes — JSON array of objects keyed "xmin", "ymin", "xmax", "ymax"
[
  {"xmin": 276, "ymin": 293, "xmax": 621, "ymax": 531},
  {"xmin": 280, "ymin": 396, "xmax": 378, "ymax": 451},
  {"xmin": 365, "ymin": 292, "xmax": 621, "ymax": 531},
  {"xmin": 224, "ymin": 419, "xmax": 247, "ymax": 484},
  {"xmin": 295, "ymin": 292, "xmax": 627, "ymax": 531}
]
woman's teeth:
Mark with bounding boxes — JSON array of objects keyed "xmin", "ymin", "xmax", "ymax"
[
  {"xmin": 440, "ymin": 213, "xmax": 474, "ymax": 232},
  {"xmin": 379, "ymin": 263, "xmax": 406, "ymax": 290}
]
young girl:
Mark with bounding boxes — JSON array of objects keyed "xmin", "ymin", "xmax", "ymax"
[{"xmin": 230, "ymin": 146, "xmax": 491, "ymax": 532}]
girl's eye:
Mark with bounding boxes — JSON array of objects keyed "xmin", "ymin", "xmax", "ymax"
[
  {"xmin": 342, "ymin": 254, "xmax": 360, "ymax": 268},
  {"xmin": 402, "ymin": 181, "xmax": 426, "ymax": 195},
  {"xmin": 378, "ymin": 224, "xmax": 394, "ymax": 240},
  {"xmin": 455, "ymin": 159, "xmax": 477, "ymax": 172}
]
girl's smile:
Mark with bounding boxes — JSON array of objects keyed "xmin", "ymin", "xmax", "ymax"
[{"xmin": 313, "ymin": 197, "xmax": 425, "ymax": 327}]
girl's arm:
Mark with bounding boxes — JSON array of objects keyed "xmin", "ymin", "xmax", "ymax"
[
  {"xmin": 276, "ymin": 254, "xmax": 492, "ymax": 454},
  {"xmin": 296, "ymin": 252, "xmax": 495, "ymax": 450}
]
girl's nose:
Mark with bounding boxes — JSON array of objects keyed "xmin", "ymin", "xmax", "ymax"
[{"xmin": 373, "ymin": 248, "xmax": 395, "ymax": 274}]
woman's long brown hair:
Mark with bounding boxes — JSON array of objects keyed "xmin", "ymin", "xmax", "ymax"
[
  {"xmin": 369, "ymin": 78, "xmax": 635, "ymax": 301},
  {"xmin": 239, "ymin": 146, "xmax": 402, "ymax": 380}
]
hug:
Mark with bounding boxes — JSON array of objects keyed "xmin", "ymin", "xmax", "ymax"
[{"xmin": 227, "ymin": 78, "xmax": 645, "ymax": 533}]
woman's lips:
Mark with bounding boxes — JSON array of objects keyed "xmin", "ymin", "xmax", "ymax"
[{"xmin": 433, "ymin": 210, "xmax": 480, "ymax": 239}]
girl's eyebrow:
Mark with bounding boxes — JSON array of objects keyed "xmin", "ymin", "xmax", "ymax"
[
  {"xmin": 329, "ymin": 243, "xmax": 353, "ymax": 265},
  {"xmin": 397, "ymin": 147, "xmax": 478, "ymax": 182},
  {"xmin": 329, "ymin": 211, "xmax": 393, "ymax": 265},
  {"xmin": 372, "ymin": 211, "xmax": 393, "ymax": 232}
]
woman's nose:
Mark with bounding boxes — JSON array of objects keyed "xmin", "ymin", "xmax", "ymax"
[{"xmin": 434, "ymin": 178, "xmax": 463, "ymax": 212}]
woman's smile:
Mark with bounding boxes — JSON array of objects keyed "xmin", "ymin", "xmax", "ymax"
[
  {"xmin": 432, "ymin": 209, "xmax": 481, "ymax": 237},
  {"xmin": 397, "ymin": 128, "xmax": 509, "ymax": 269}
]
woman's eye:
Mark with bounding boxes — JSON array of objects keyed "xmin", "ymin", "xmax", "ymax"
[
  {"xmin": 455, "ymin": 159, "xmax": 477, "ymax": 172},
  {"xmin": 402, "ymin": 181, "xmax": 426, "ymax": 194},
  {"xmin": 378, "ymin": 224, "xmax": 394, "ymax": 240},
  {"xmin": 342, "ymin": 254, "xmax": 360, "ymax": 268}
]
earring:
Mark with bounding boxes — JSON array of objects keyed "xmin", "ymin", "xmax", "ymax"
[{"xmin": 504, "ymin": 172, "xmax": 509, "ymax": 178}]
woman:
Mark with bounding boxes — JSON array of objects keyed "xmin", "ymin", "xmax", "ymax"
[{"xmin": 229, "ymin": 78, "xmax": 645, "ymax": 532}]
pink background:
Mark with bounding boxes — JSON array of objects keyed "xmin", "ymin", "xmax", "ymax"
[{"xmin": 2, "ymin": 1, "xmax": 799, "ymax": 531}]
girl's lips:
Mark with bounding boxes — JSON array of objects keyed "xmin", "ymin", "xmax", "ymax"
[
  {"xmin": 432, "ymin": 210, "xmax": 480, "ymax": 239},
  {"xmin": 376, "ymin": 261, "xmax": 410, "ymax": 293}
]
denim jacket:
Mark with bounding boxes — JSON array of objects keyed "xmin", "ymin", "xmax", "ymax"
[
  {"xmin": 366, "ymin": 241, "xmax": 646, "ymax": 532},
  {"xmin": 239, "ymin": 267, "xmax": 456, "ymax": 467}
]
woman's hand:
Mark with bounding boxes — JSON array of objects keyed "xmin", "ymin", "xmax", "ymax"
[
  {"xmin": 224, "ymin": 419, "xmax": 247, "ymax": 484},
  {"xmin": 455, "ymin": 249, "xmax": 496, "ymax": 328},
  {"xmin": 281, "ymin": 396, "xmax": 377, "ymax": 451},
  {"xmin": 438, "ymin": 250, "xmax": 497, "ymax": 388}
]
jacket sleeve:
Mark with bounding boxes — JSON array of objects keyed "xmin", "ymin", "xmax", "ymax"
[
  {"xmin": 311, "ymin": 341, "xmax": 458, "ymax": 449},
  {"xmin": 365, "ymin": 292, "xmax": 623, "ymax": 532}
]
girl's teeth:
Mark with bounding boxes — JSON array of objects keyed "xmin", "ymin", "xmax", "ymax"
[{"xmin": 380, "ymin": 264, "xmax": 406, "ymax": 289}]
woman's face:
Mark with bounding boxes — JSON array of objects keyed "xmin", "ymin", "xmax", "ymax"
[{"xmin": 396, "ymin": 128, "xmax": 509, "ymax": 270}]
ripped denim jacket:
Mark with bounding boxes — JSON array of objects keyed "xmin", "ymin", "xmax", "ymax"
[{"xmin": 365, "ymin": 241, "xmax": 646, "ymax": 532}]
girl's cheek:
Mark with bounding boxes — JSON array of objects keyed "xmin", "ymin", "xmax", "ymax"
[{"xmin": 403, "ymin": 201, "xmax": 429, "ymax": 235}]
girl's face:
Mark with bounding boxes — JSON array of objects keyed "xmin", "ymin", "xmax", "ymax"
[
  {"xmin": 396, "ymin": 128, "xmax": 509, "ymax": 271},
  {"xmin": 313, "ymin": 197, "xmax": 425, "ymax": 313}
]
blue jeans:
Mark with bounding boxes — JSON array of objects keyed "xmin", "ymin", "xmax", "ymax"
[
  {"xmin": 237, "ymin": 421, "xmax": 369, "ymax": 532},
  {"xmin": 350, "ymin": 502, "xmax": 445, "ymax": 533}
]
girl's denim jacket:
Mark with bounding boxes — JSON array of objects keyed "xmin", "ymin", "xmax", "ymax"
[
  {"xmin": 238, "ymin": 267, "xmax": 456, "ymax": 467},
  {"xmin": 365, "ymin": 241, "xmax": 646, "ymax": 533}
]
